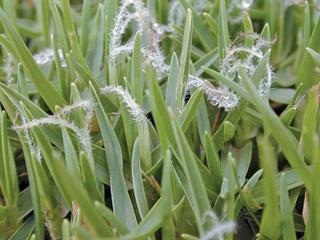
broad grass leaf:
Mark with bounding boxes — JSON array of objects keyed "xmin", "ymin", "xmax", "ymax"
[
  {"xmin": 9, "ymin": 217, "xmax": 34, "ymax": 240},
  {"xmin": 90, "ymin": 82, "xmax": 137, "ymax": 229}
]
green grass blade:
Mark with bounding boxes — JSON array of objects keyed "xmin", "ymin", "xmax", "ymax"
[
  {"xmin": 165, "ymin": 53, "xmax": 180, "ymax": 110},
  {"xmin": 179, "ymin": 0, "xmax": 214, "ymax": 51},
  {"xmin": 79, "ymin": 152, "xmax": 103, "ymax": 202},
  {"xmin": 146, "ymin": 66, "xmax": 175, "ymax": 151},
  {"xmin": 39, "ymin": 0, "xmax": 50, "ymax": 45},
  {"xmin": 196, "ymin": 96, "xmax": 211, "ymax": 145},
  {"xmin": 204, "ymin": 132, "xmax": 223, "ymax": 193},
  {"xmin": 9, "ymin": 217, "xmax": 34, "ymax": 240},
  {"xmin": 131, "ymin": 33, "xmax": 143, "ymax": 105},
  {"xmin": 0, "ymin": 111, "xmax": 19, "ymax": 205},
  {"xmin": 79, "ymin": 0, "xmax": 91, "ymax": 55},
  {"xmin": 86, "ymin": 4, "xmax": 104, "ymax": 76},
  {"xmin": 203, "ymin": 13, "xmax": 218, "ymax": 38},
  {"xmin": 300, "ymin": 87, "xmax": 319, "ymax": 163},
  {"xmin": 257, "ymin": 135, "xmax": 281, "ymax": 240},
  {"xmin": 239, "ymin": 67, "xmax": 312, "ymax": 190},
  {"xmin": 51, "ymin": 33, "xmax": 69, "ymax": 100},
  {"xmin": 29, "ymin": 153, "xmax": 63, "ymax": 240},
  {"xmin": 94, "ymin": 201, "xmax": 129, "ymax": 235},
  {"xmin": 218, "ymin": 0, "xmax": 230, "ymax": 59},
  {"xmin": 132, "ymin": 139, "xmax": 149, "ymax": 219},
  {"xmin": 296, "ymin": 17, "xmax": 320, "ymax": 91},
  {"xmin": 161, "ymin": 151, "xmax": 175, "ymax": 240},
  {"xmin": 0, "ymin": 8, "xmax": 66, "ymax": 111},
  {"xmin": 176, "ymin": 9, "xmax": 193, "ymax": 111},
  {"xmin": 90, "ymin": 82, "xmax": 137, "ymax": 229},
  {"xmin": 179, "ymin": 88, "xmax": 203, "ymax": 131},
  {"xmin": 3, "ymin": 0, "xmax": 17, "ymax": 26},
  {"xmin": 170, "ymin": 113, "xmax": 211, "ymax": 235},
  {"xmin": 306, "ymin": 47, "xmax": 320, "ymax": 67},
  {"xmin": 48, "ymin": 0, "xmax": 69, "ymax": 52},
  {"xmin": 123, "ymin": 199, "xmax": 164, "ymax": 240},
  {"xmin": 280, "ymin": 174, "xmax": 297, "ymax": 240},
  {"xmin": 25, "ymin": 120, "xmax": 113, "ymax": 236},
  {"xmin": 306, "ymin": 136, "xmax": 320, "ymax": 240}
]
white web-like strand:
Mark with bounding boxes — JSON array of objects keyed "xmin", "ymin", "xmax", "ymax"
[
  {"xmin": 193, "ymin": 0, "xmax": 213, "ymax": 12},
  {"xmin": 168, "ymin": 0, "xmax": 186, "ymax": 27},
  {"xmin": 100, "ymin": 85, "xmax": 146, "ymax": 122},
  {"xmin": 13, "ymin": 100, "xmax": 95, "ymax": 161},
  {"xmin": 109, "ymin": 0, "xmax": 137, "ymax": 60},
  {"xmin": 16, "ymin": 113, "xmax": 42, "ymax": 161},
  {"xmin": 186, "ymin": 75, "xmax": 239, "ymax": 111},
  {"xmin": 228, "ymin": 0, "xmax": 254, "ymax": 23},
  {"xmin": 109, "ymin": 0, "xmax": 170, "ymax": 78},
  {"xmin": 168, "ymin": 0, "xmax": 253, "ymax": 26},
  {"xmin": 168, "ymin": 0, "xmax": 213, "ymax": 27},
  {"xmin": 220, "ymin": 34, "xmax": 274, "ymax": 98},
  {"xmin": 3, "ymin": 53, "xmax": 16, "ymax": 83},
  {"xmin": 201, "ymin": 211, "xmax": 236, "ymax": 240},
  {"xmin": 33, "ymin": 48, "xmax": 67, "ymax": 68}
]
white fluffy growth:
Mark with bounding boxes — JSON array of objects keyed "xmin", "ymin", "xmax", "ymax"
[
  {"xmin": 187, "ymin": 75, "xmax": 239, "ymax": 111},
  {"xmin": 169, "ymin": 0, "xmax": 253, "ymax": 26},
  {"xmin": 33, "ymin": 48, "xmax": 67, "ymax": 68},
  {"xmin": 3, "ymin": 53, "xmax": 16, "ymax": 83},
  {"xmin": 193, "ymin": 0, "xmax": 213, "ymax": 12},
  {"xmin": 168, "ymin": 0, "xmax": 186, "ymax": 27},
  {"xmin": 109, "ymin": 0, "xmax": 169, "ymax": 78},
  {"xmin": 228, "ymin": 0, "xmax": 254, "ymax": 23},
  {"xmin": 16, "ymin": 113, "xmax": 42, "ymax": 161},
  {"xmin": 14, "ymin": 100, "xmax": 95, "ymax": 161},
  {"xmin": 109, "ymin": 0, "xmax": 137, "ymax": 60},
  {"xmin": 168, "ymin": 0, "xmax": 212, "ymax": 27},
  {"xmin": 100, "ymin": 85, "xmax": 146, "ymax": 122},
  {"xmin": 220, "ymin": 33, "xmax": 274, "ymax": 98},
  {"xmin": 201, "ymin": 211, "xmax": 236, "ymax": 240}
]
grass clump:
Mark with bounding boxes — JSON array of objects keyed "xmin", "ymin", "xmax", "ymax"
[{"xmin": 0, "ymin": 0, "xmax": 319, "ymax": 239}]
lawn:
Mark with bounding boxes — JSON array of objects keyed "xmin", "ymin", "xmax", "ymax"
[{"xmin": 0, "ymin": 0, "xmax": 320, "ymax": 239}]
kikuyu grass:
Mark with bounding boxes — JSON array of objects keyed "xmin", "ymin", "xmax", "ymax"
[{"xmin": 0, "ymin": 0, "xmax": 319, "ymax": 240}]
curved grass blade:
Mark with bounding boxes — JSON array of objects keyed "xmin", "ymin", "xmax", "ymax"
[
  {"xmin": 161, "ymin": 151, "xmax": 175, "ymax": 240},
  {"xmin": 132, "ymin": 139, "xmax": 149, "ymax": 219},
  {"xmin": 90, "ymin": 82, "xmax": 137, "ymax": 230},
  {"xmin": 238, "ymin": 67, "xmax": 312, "ymax": 190},
  {"xmin": 296, "ymin": 17, "xmax": 320, "ymax": 91},
  {"xmin": 94, "ymin": 201, "xmax": 129, "ymax": 235},
  {"xmin": 21, "ymin": 104, "xmax": 113, "ymax": 237},
  {"xmin": 257, "ymin": 135, "xmax": 281, "ymax": 240},
  {"xmin": 280, "ymin": 174, "xmax": 297, "ymax": 240},
  {"xmin": 176, "ymin": 9, "xmax": 193, "ymax": 111},
  {"xmin": 0, "ymin": 8, "xmax": 66, "ymax": 111}
]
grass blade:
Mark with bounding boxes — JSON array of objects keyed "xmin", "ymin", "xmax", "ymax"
[
  {"xmin": 0, "ymin": 8, "xmax": 66, "ymax": 111},
  {"xmin": 90, "ymin": 82, "xmax": 137, "ymax": 229}
]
